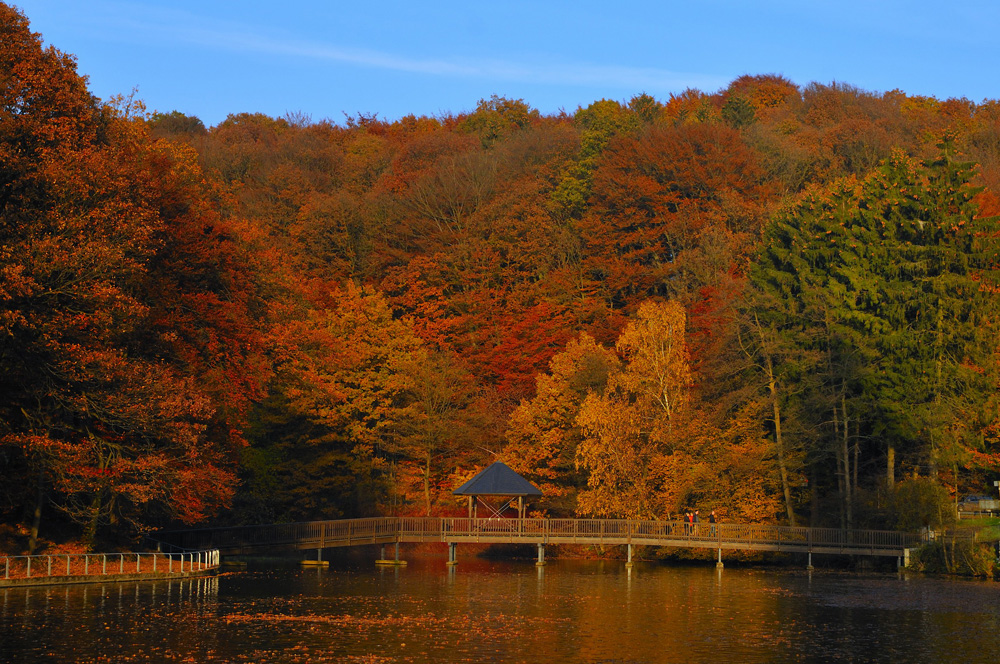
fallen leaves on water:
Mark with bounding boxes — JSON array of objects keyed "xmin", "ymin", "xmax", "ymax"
[{"xmin": 223, "ymin": 610, "xmax": 568, "ymax": 638}]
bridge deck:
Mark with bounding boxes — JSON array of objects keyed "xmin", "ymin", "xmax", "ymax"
[{"xmin": 157, "ymin": 517, "xmax": 922, "ymax": 559}]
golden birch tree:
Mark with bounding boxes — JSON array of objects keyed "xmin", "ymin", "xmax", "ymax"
[{"xmin": 575, "ymin": 300, "xmax": 691, "ymax": 518}]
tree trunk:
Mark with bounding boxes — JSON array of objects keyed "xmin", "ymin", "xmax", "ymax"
[
  {"xmin": 388, "ymin": 459, "xmax": 399, "ymax": 515},
  {"xmin": 822, "ymin": 309, "xmax": 849, "ymax": 530},
  {"xmin": 27, "ymin": 471, "xmax": 44, "ymax": 555},
  {"xmin": 809, "ymin": 467, "xmax": 819, "ymax": 528},
  {"xmin": 833, "ymin": 403, "xmax": 846, "ymax": 530},
  {"xmin": 852, "ymin": 436, "xmax": 859, "ymax": 496},
  {"xmin": 842, "ymin": 392, "xmax": 852, "ymax": 529},
  {"xmin": 928, "ymin": 433, "xmax": 939, "ymax": 479},
  {"xmin": 929, "ymin": 304, "xmax": 944, "ymax": 478},
  {"xmin": 83, "ymin": 491, "xmax": 102, "ymax": 551},
  {"xmin": 953, "ymin": 461, "xmax": 960, "ymax": 512},
  {"xmin": 754, "ymin": 314, "xmax": 796, "ymax": 526},
  {"xmin": 771, "ymin": 384, "xmax": 796, "ymax": 526},
  {"xmin": 423, "ymin": 450, "xmax": 432, "ymax": 516},
  {"xmin": 886, "ymin": 445, "xmax": 895, "ymax": 488}
]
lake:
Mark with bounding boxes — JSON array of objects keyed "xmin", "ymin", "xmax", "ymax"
[{"xmin": 2, "ymin": 553, "xmax": 999, "ymax": 663}]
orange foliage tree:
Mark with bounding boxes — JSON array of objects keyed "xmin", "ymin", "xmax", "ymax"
[
  {"xmin": 583, "ymin": 122, "xmax": 771, "ymax": 307},
  {"xmin": 0, "ymin": 5, "xmax": 269, "ymax": 546}
]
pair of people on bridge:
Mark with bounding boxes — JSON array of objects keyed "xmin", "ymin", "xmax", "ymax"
[{"xmin": 680, "ymin": 510, "xmax": 717, "ymax": 535}]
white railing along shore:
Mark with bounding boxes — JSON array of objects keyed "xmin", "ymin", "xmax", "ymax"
[{"xmin": 1, "ymin": 549, "xmax": 219, "ymax": 582}]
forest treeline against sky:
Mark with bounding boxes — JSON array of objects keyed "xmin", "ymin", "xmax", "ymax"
[{"xmin": 3, "ymin": 3, "xmax": 1000, "ymax": 551}]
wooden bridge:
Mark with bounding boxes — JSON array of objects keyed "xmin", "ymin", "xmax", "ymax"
[{"xmin": 154, "ymin": 517, "xmax": 923, "ymax": 567}]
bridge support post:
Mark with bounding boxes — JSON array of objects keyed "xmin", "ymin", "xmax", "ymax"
[
  {"xmin": 716, "ymin": 548, "xmax": 723, "ymax": 569},
  {"xmin": 301, "ymin": 547, "xmax": 328, "ymax": 567},
  {"xmin": 447, "ymin": 542, "xmax": 458, "ymax": 566},
  {"xmin": 376, "ymin": 541, "xmax": 407, "ymax": 567},
  {"xmin": 806, "ymin": 552, "xmax": 814, "ymax": 570},
  {"xmin": 536, "ymin": 543, "xmax": 546, "ymax": 567},
  {"xmin": 625, "ymin": 544, "xmax": 633, "ymax": 569}
]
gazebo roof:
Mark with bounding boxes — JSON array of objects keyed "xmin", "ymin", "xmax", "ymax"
[{"xmin": 453, "ymin": 461, "xmax": 542, "ymax": 497}]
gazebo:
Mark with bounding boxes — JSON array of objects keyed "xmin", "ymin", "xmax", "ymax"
[{"xmin": 453, "ymin": 461, "xmax": 542, "ymax": 519}]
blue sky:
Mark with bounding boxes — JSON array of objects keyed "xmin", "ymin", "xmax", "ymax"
[{"xmin": 12, "ymin": 1, "xmax": 1000, "ymax": 128}]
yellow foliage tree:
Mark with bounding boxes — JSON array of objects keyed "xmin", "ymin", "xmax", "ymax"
[
  {"xmin": 574, "ymin": 300, "xmax": 785, "ymax": 521},
  {"xmin": 506, "ymin": 299, "xmax": 785, "ymax": 523},
  {"xmin": 614, "ymin": 300, "xmax": 691, "ymax": 422},
  {"xmin": 503, "ymin": 333, "xmax": 619, "ymax": 514},
  {"xmin": 575, "ymin": 300, "xmax": 690, "ymax": 519}
]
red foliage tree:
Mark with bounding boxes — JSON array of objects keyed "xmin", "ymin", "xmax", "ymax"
[{"xmin": 0, "ymin": 4, "xmax": 269, "ymax": 546}]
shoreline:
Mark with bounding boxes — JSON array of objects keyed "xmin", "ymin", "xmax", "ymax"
[{"xmin": 0, "ymin": 566, "xmax": 217, "ymax": 588}]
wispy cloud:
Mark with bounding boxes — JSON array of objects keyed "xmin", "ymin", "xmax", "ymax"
[{"xmin": 79, "ymin": 1, "xmax": 726, "ymax": 92}]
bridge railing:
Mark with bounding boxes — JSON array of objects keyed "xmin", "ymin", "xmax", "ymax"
[
  {"xmin": 155, "ymin": 517, "xmax": 922, "ymax": 553},
  {"xmin": 433, "ymin": 518, "xmax": 920, "ymax": 550},
  {"xmin": 326, "ymin": 517, "xmax": 400, "ymax": 544},
  {"xmin": 156, "ymin": 518, "xmax": 403, "ymax": 551}
]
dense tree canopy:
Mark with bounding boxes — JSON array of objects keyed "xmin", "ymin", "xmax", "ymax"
[
  {"xmin": 749, "ymin": 146, "xmax": 1000, "ymax": 528},
  {"xmin": 0, "ymin": 4, "xmax": 268, "ymax": 548},
  {"xmin": 4, "ymin": 2, "xmax": 1000, "ymax": 552}
]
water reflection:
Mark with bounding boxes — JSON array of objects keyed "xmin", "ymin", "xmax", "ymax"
[
  {"xmin": 1, "ymin": 560, "xmax": 999, "ymax": 663},
  {"xmin": 3, "ymin": 576, "xmax": 220, "ymax": 662}
]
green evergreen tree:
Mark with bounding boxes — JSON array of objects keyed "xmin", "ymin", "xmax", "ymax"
[{"xmin": 749, "ymin": 144, "xmax": 1000, "ymax": 526}]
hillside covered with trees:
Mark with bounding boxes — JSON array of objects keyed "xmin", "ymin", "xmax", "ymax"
[{"xmin": 3, "ymin": 3, "xmax": 1000, "ymax": 551}]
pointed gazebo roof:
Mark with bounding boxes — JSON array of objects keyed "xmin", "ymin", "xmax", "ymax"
[{"xmin": 453, "ymin": 461, "xmax": 542, "ymax": 497}]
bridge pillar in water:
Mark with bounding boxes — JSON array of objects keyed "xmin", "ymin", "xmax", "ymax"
[
  {"xmin": 806, "ymin": 552, "xmax": 814, "ymax": 570},
  {"xmin": 536, "ymin": 543, "xmax": 546, "ymax": 566},
  {"xmin": 447, "ymin": 542, "xmax": 458, "ymax": 566},
  {"xmin": 301, "ymin": 547, "xmax": 328, "ymax": 567},
  {"xmin": 375, "ymin": 541, "xmax": 407, "ymax": 567},
  {"xmin": 625, "ymin": 544, "xmax": 634, "ymax": 569},
  {"xmin": 716, "ymin": 548, "xmax": 723, "ymax": 569}
]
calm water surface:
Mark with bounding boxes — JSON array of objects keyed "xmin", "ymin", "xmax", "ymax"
[{"xmin": 2, "ymin": 555, "xmax": 999, "ymax": 663}]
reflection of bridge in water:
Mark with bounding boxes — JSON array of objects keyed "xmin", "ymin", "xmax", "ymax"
[{"xmin": 157, "ymin": 517, "xmax": 924, "ymax": 568}]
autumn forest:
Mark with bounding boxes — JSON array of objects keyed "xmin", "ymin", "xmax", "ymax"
[{"xmin": 4, "ymin": 4, "xmax": 1000, "ymax": 552}]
